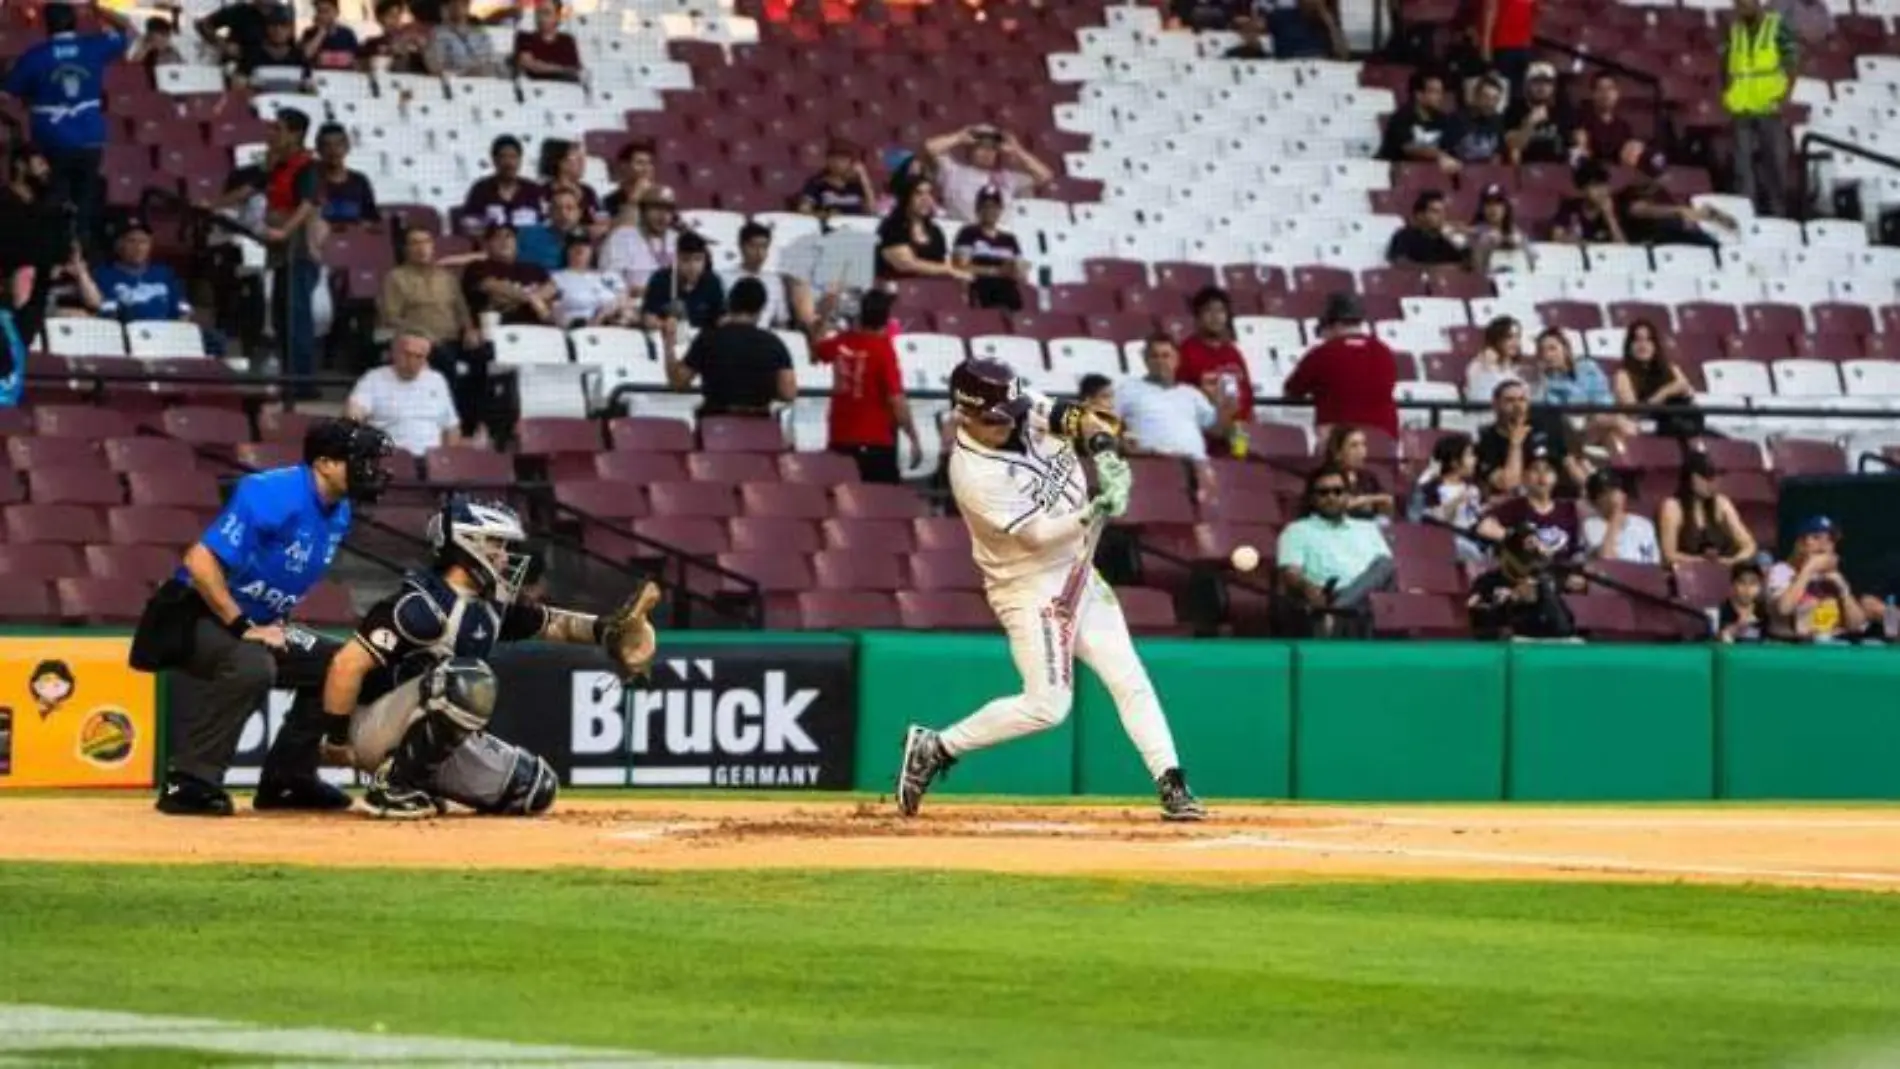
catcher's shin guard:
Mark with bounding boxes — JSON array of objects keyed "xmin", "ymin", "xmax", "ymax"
[
  {"xmin": 387, "ymin": 657, "xmax": 497, "ymax": 788},
  {"xmin": 432, "ymin": 733, "xmax": 559, "ymax": 816}
]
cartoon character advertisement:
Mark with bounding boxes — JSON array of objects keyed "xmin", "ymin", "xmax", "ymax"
[{"xmin": 0, "ymin": 638, "xmax": 156, "ymax": 789}]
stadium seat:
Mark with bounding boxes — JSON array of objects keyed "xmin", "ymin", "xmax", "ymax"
[
  {"xmin": 0, "ymin": 581, "xmax": 55, "ymax": 622},
  {"xmin": 739, "ymin": 481, "xmax": 830, "ymax": 520},
  {"xmin": 0, "ymin": 544, "xmax": 86, "ymax": 578},
  {"xmin": 56, "ymin": 578, "xmax": 146, "ymax": 623},
  {"xmin": 28, "ymin": 469, "xmax": 123, "ymax": 507},
  {"xmin": 6, "ymin": 504, "xmax": 107, "ymax": 544},
  {"xmin": 728, "ymin": 517, "xmax": 822, "ymax": 554},
  {"xmin": 700, "ymin": 416, "xmax": 789, "ymax": 453},
  {"xmin": 595, "ymin": 451, "xmax": 687, "ymax": 484},
  {"xmin": 425, "ymin": 446, "xmax": 516, "ymax": 484},
  {"xmin": 609, "ymin": 416, "xmax": 696, "ymax": 453},
  {"xmin": 812, "ymin": 550, "xmax": 905, "ymax": 592},
  {"xmin": 160, "ymin": 406, "xmax": 253, "ymax": 448},
  {"xmin": 822, "ymin": 517, "xmax": 915, "ymax": 553},
  {"xmin": 906, "ymin": 549, "xmax": 984, "ymax": 591},
  {"xmin": 1370, "ymin": 593, "xmax": 1466, "ymax": 638},
  {"xmin": 688, "ymin": 452, "xmax": 780, "ymax": 484},
  {"xmin": 648, "ymin": 481, "xmax": 740, "ymax": 519},
  {"xmin": 34, "ymin": 405, "xmax": 135, "ymax": 440},
  {"xmin": 797, "ymin": 590, "xmax": 900, "ymax": 629},
  {"xmin": 107, "ymin": 506, "xmax": 202, "ymax": 548},
  {"xmin": 833, "ymin": 482, "xmax": 927, "ymax": 520},
  {"xmin": 126, "ymin": 470, "xmax": 222, "ymax": 510},
  {"xmin": 896, "ymin": 590, "xmax": 994, "ymax": 630},
  {"xmin": 102, "ymin": 437, "xmax": 199, "ymax": 474},
  {"xmin": 912, "ymin": 516, "xmax": 973, "ymax": 552},
  {"xmin": 554, "ymin": 479, "xmax": 651, "ymax": 522}
]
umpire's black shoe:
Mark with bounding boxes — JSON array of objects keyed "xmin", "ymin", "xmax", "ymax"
[
  {"xmin": 156, "ymin": 773, "xmax": 235, "ymax": 817},
  {"xmin": 254, "ymin": 775, "xmax": 353, "ymax": 812}
]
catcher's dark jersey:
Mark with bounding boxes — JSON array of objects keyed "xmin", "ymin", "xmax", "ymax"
[{"xmin": 350, "ymin": 569, "xmax": 548, "ymax": 705}]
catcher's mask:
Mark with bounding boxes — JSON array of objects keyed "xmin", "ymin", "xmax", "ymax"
[
  {"xmin": 304, "ymin": 417, "xmax": 394, "ymax": 504},
  {"xmin": 429, "ymin": 496, "xmax": 532, "ymax": 604}
]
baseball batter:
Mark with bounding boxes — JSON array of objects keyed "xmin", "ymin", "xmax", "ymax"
[{"xmin": 897, "ymin": 358, "xmax": 1205, "ymax": 821}]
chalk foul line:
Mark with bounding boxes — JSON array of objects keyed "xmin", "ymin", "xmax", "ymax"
[{"xmin": 0, "ymin": 1005, "xmax": 876, "ymax": 1067}]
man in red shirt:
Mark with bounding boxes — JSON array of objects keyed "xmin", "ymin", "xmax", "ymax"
[
  {"xmin": 1175, "ymin": 285, "xmax": 1253, "ymax": 456},
  {"xmin": 811, "ymin": 290, "xmax": 922, "ymax": 484},
  {"xmin": 1479, "ymin": 0, "xmax": 1537, "ymax": 90},
  {"xmin": 1282, "ymin": 293, "xmax": 1400, "ymax": 439}
]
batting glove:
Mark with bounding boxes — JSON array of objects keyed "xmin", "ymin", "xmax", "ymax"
[{"xmin": 1089, "ymin": 453, "xmax": 1132, "ymax": 519}]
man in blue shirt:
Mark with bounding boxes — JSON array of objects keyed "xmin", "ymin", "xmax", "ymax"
[
  {"xmin": 132, "ymin": 418, "xmax": 394, "ymax": 816},
  {"xmin": 93, "ymin": 218, "xmax": 189, "ymax": 321},
  {"xmin": 1, "ymin": 0, "xmax": 134, "ymax": 251}
]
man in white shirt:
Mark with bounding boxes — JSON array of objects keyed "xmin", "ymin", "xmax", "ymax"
[
  {"xmin": 1114, "ymin": 335, "xmax": 1234, "ymax": 460},
  {"xmin": 598, "ymin": 185, "xmax": 677, "ymax": 297},
  {"xmin": 345, "ymin": 330, "xmax": 462, "ymax": 456},
  {"xmin": 732, "ymin": 222, "xmax": 814, "ymax": 330},
  {"xmin": 919, "ymin": 124, "xmax": 1055, "ymax": 222}
]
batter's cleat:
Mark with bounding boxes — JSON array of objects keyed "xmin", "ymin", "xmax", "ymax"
[
  {"xmin": 1157, "ymin": 768, "xmax": 1206, "ymax": 822},
  {"xmin": 254, "ymin": 775, "xmax": 353, "ymax": 812},
  {"xmin": 896, "ymin": 725, "xmax": 955, "ymax": 817},
  {"xmin": 155, "ymin": 773, "xmax": 235, "ymax": 817}
]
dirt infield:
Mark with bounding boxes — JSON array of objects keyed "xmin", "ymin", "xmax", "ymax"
[{"xmin": 3, "ymin": 797, "xmax": 1900, "ymax": 891}]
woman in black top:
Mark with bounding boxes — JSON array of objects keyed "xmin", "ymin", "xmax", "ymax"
[
  {"xmin": 1658, "ymin": 451, "xmax": 1756, "ymax": 566},
  {"xmin": 875, "ymin": 180, "xmax": 968, "ymax": 283},
  {"xmin": 1611, "ymin": 319, "xmax": 1701, "ymax": 438},
  {"xmin": 1322, "ymin": 425, "xmax": 1394, "ymax": 519}
]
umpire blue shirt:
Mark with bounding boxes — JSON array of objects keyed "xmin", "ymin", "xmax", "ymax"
[
  {"xmin": 179, "ymin": 466, "xmax": 351, "ymax": 623},
  {"xmin": 2, "ymin": 29, "xmax": 128, "ymax": 153}
]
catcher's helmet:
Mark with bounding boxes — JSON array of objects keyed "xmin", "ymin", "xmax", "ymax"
[
  {"xmin": 428, "ymin": 496, "xmax": 532, "ymax": 604},
  {"xmin": 304, "ymin": 417, "xmax": 394, "ymax": 504},
  {"xmin": 949, "ymin": 358, "xmax": 1026, "ymax": 427}
]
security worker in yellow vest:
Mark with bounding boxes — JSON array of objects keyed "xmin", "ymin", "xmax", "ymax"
[{"xmin": 1723, "ymin": 0, "xmax": 1799, "ymax": 215}]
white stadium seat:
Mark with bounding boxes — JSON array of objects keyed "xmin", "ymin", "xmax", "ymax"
[{"xmin": 47, "ymin": 319, "xmax": 128, "ymax": 358}]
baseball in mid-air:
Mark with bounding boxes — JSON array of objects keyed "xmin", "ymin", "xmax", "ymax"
[{"xmin": 1230, "ymin": 545, "xmax": 1260, "ymax": 573}]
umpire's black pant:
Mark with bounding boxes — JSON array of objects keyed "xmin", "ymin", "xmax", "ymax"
[{"xmin": 168, "ymin": 617, "xmax": 342, "ymax": 786}]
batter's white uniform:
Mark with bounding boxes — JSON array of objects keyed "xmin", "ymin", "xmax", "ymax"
[{"xmin": 937, "ymin": 392, "xmax": 1183, "ymax": 778}]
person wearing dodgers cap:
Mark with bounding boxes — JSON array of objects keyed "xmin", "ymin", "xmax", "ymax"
[{"xmin": 1767, "ymin": 514, "xmax": 1873, "ymax": 641}]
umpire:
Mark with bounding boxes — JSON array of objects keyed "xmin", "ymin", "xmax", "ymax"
[{"xmin": 132, "ymin": 418, "xmax": 393, "ymax": 816}]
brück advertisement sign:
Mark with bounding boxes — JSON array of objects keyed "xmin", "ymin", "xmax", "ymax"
[{"xmin": 165, "ymin": 638, "xmax": 858, "ymax": 791}]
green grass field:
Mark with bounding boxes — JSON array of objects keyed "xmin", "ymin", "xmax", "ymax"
[{"xmin": 4, "ymin": 863, "xmax": 1900, "ymax": 1068}]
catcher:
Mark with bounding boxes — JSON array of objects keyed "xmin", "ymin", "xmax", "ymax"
[{"xmin": 318, "ymin": 496, "xmax": 659, "ymax": 818}]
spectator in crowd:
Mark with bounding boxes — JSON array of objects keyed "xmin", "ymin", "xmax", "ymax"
[
  {"xmin": 1533, "ymin": 328, "xmax": 1625, "ymax": 450},
  {"xmin": 460, "ymin": 135, "xmax": 544, "ymax": 234},
  {"xmin": 640, "ymin": 232, "xmax": 725, "ymax": 330},
  {"xmin": 732, "ymin": 223, "xmax": 812, "ymax": 330},
  {"xmin": 1619, "ymin": 152, "xmax": 1730, "ymax": 248},
  {"xmin": 1612, "ymin": 319, "xmax": 1702, "ymax": 438},
  {"xmin": 426, "ymin": 0, "xmax": 504, "ymax": 76},
  {"xmin": 312, "ymin": 124, "xmax": 379, "ymax": 226},
  {"xmin": 1550, "ymin": 161, "xmax": 1627, "ymax": 244},
  {"xmin": 236, "ymin": 5, "xmax": 310, "ymax": 88},
  {"xmin": 344, "ymin": 330, "xmax": 462, "ymax": 456},
  {"xmin": 514, "ymin": 0, "xmax": 582, "ymax": 82},
  {"xmin": 1468, "ymin": 520, "xmax": 1578, "ymax": 639},
  {"xmin": 876, "ymin": 179, "xmax": 966, "ymax": 282},
  {"xmin": 1169, "ymin": 0, "xmax": 1242, "ymax": 29},
  {"xmin": 131, "ymin": 16, "xmax": 187, "ymax": 69},
  {"xmin": 551, "ymin": 234, "xmax": 636, "ymax": 327},
  {"xmin": 0, "ymin": 146, "xmax": 71, "ymax": 349},
  {"xmin": 1079, "ymin": 373, "xmax": 1116, "ymax": 416},
  {"xmin": 1468, "ymin": 183, "xmax": 1528, "ymax": 273},
  {"xmin": 1283, "ymin": 292, "xmax": 1399, "ymax": 438},
  {"xmin": 1716, "ymin": 560, "xmax": 1768, "ymax": 642},
  {"xmin": 1582, "ymin": 469, "xmax": 1659, "ymax": 564},
  {"xmin": 1377, "ymin": 71, "xmax": 1457, "ymax": 173},
  {"xmin": 1465, "ymin": 315, "xmax": 1525, "ymax": 403},
  {"xmin": 196, "ymin": 0, "xmax": 275, "ymax": 66},
  {"xmin": 380, "ymin": 225, "xmax": 481, "ymax": 431},
  {"xmin": 1476, "ymin": 379, "xmax": 1583, "ymax": 495},
  {"xmin": 951, "ymin": 187, "xmax": 1027, "ymax": 312},
  {"xmin": 1476, "ymin": 442, "xmax": 1586, "ymax": 569},
  {"xmin": 1724, "ymin": 0, "xmax": 1796, "ymax": 216},
  {"xmin": 810, "ymin": 289, "xmax": 921, "ymax": 483},
  {"xmin": 1322, "ymin": 425, "xmax": 1395, "ymax": 520},
  {"xmin": 1387, "ymin": 191, "xmax": 1466, "ymax": 267},
  {"xmin": 662, "ymin": 278, "xmax": 795, "ymax": 418},
  {"xmin": 1114, "ymin": 334, "xmax": 1233, "ymax": 461},
  {"xmin": 301, "ymin": 0, "xmax": 361, "ymax": 69},
  {"xmin": 602, "ymin": 140, "xmax": 659, "ymax": 219},
  {"xmin": 921, "ymin": 124, "xmax": 1054, "ymax": 222},
  {"xmin": 1447, "ymin": 76, "xmax": 1509, "ymax": 164},
  {"xmin": 797, "ymin": 140, "xmax": 876, "ymax": 218},
  {"xmin": 45, "ymin": 240, "xmax": 105, "ymax": 321},
  {"xmin": 1261, "ymin": 0, "xmax": 1348, "ymax": 59},
  {"xmin": 1580, "ymin": 73, "xmax": 1645, "ymax": 166},
  {"xmin": 361, "ymin": 0, "xmax": 428, "ymax": 74},
  {"xmin": 600, "ymin": 185, "xmax": 678, "ymax": 298},
  {"xmin": 1477, "ymin": 0, "xmax": 1537, "ymax": 88},
  {"xmin": 1657, "ymin": 452, "xmax": 1757, "ymax": 566},
  {"xmin": 94, "ymin": 220, "xmax": 192, "ymax": 324},
  {"xmin": 4, "ymin": 0, "xmax": 132, "ymax": 252},
  {"xmin": 1769, "ymin": 515, "xmax": 1867, "ymax": 642},
  {"xmin": 1276, "ymin": 465, "xmax": 1396, "ymax": 638},
  {"xmin": 260, "ymin": 108, "xmax": 323, "ymax": 381},
  {"xmin": 1412, "ymin": 433, "xmax": 1487, "ymax": 560},
  {"xmin": 1223, "ymin": 12, "xmax": 1271, "ymax": 58},
  {"xmin": 462, "ymin": 224, "xmax": 556, "ymax": 327},
  {"xmin": 1177, "ymin": 285, "xmax": 1255, "ymax": 455},
  {"xmin": 1504, "ymin": 62, "xmax": 1577, "ymax": 164},
  {"xmin": 516, "ymin": 186, "xmax": 586, "ymax": 270},
  {"xmin": 537, "ymin": 139, "xmax": 604, "ymax": 228}
]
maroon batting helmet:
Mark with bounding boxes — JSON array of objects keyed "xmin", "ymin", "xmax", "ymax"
[{"xmin": 949, "ymin": 358, "xmax": 1025, "ymax": 426}]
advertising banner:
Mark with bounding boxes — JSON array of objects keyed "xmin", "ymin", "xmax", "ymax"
[
  {"xmin": 164, "ymin": 637, "xmax": 858, "ymax": 791},
  {"xmin": 0, "ymin": 636, "xmax": 157, "ymax": 789}
]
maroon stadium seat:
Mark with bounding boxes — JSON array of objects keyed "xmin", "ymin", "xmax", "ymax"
[
  {"xmin": 1115, "ymin": 586, "xmax": 1183, "ymax": 635},
  {"xmin": 56, "ymin": 577, "xmax": 146, "ymax": 623},
  {"xmin": 34, "ymin": 404, "xmax": 136, "ymax": 440},
  {"xmin": 102, "ymin": 436, "xmax": 199, "ymax": 474},
  {"xmin": 1371, "ymin": 592, "xmax": 1466, "ymax": 638},
  {"xmin": 84, "ymin": 544, "xmax": 180, "ymax": 585},
  {"xmin": 1117, "ymin": 473, "xmax": 1198, "ymax": 526},
  {"xmin": 1743, "ymin": 302, "xmax": 1805, "ymax": 338},
  {"xmin": 554, "ymin": 478, "xmax": 651, "ymax": 521},
  {"xmin": 907, "ymin": 549, "xmax": 983, "ymax": 591},
  {"xmin": 833, "ymin": 482, "xmax": 926, "ymax": 520},
  {"xmin": 1591, "ymin": 560, "xmax": 1672, "ymax": 600},
  {"xmin": 1240, "ymin": 422, "xmax": 1310, "ymax": 465},
  {"xmin": 648, "ymin": 481, "xmax": 739, "ymax": 519},
  {"xmin": 0, "ymin": 409, "xmax": 31, "ymax": 439},
  {"xmin": 425, "ymin": 446, "xmax": 516, "ymax": 484},
  {"xmin": 1812, "ymin": 302, "xmax": 1876, "ymax": 338},
  {"xmin": 1564, "ymin": 594, "xmax": 1641, "ymax": 640},
  {"xmin": 1614, "ymin": 435, "xmax": 1684, "ymax": 472},
  {"xmin": 296, "ymin": 582, "xmax": 358, "ymax": 626},
  {"xmin": 595, "ymin": 451, "xmax": 687, "ymax": 484},
  {"xmin": 107, "ymin": 505, "xmax": 203, "ymax": 547},
  {"xmin": 1046, "ymin": 284, "xmax": 1121, "ymax": 318},
  {"xmin": 1675, "ymin": 301, "xmax": 1741, "ymax": 337},
  {"xmin": 1535, "ymin": 301, "xmax": 1605, "ymax": 332},
  {"xmin": 739, "ymin": 481, "xmax": 830, "ymax": 519},
  {"xmin": 515, "ymin": 417, "xmax": 603, "ymax": 458},
  {"xmin": 896, "ymin": 590, "xmax": 993, "ymax": 630},
  {"xmin": 715, "ymin": 552, "xmax": 814, "ymax": 603},
  {"xmin": 699, "ymin": 416, "xmax": 788, "ymax": 453},
  {"xmin": 1770, "ymin": 438, "xmax": 1847, "ymax": 478},
  {"xmin": 609, "ymin": 416, "xmax": 695, "ymax": 453},
  {"xmin": 636, "ymin": 516, "xmax": 731, "ymax": 556},
  {"xmin": 912, "ymin": 516, "xmax": 972, "ymax": 552},
  {"xmin": 127, "ymin": 470, "xmax": 222, "ymax": 510},
  {"xmin": 728, "ymin": 516, "xmax": 821, "ymax": 553},
  {"xmin": 797, "ymin": 590, "xmax": 900, "ymax": 629},
  {"xmin": 1083, "ymin": 258, "xmax": 1148, "ymax": 290},
  {"xmin": 688, "ymin": 452, "xmax": 780, "ymax": 483},
  {"xmin": 235, "ymin": 441, "xmax": 304, "ymax": 470},
  {"xmin": 0, "ymin": 581, "xmax": 54, "ymax": 622},
  {"xmin": 7, "ymin": 504, "xmax": 106, "ymax": 544},
  {"xmin": 27, "ymin": 469, "xmax": 123, "ymax": 507},
  {"xmin": 821, "ymin": 517, "xmax": 914, "ymax": 553},
  {"xmin": 9, "ymin": 435, "xmax": 105, "ymax": 471},
  {"xmin": 0, "ymin": 543, "xmax": 85, "ymax": 578},
  {"xmin": 161, "ymin": 405, "xmax": 253, "ymax": 447},
  {"xmin": 1693, "ymin": 437, "xmax": 1765, "ymax": 474},
  {"xmin": 778, "ymin": 451, "xmax": 861, "ymax": 486},
  {"xmin": 812, "ymin": 549, "xmax": 905, "ymax": 592},
  {"xmin": 1673, "ymin": 559, "xmax": 1729, "ymax": 609}
]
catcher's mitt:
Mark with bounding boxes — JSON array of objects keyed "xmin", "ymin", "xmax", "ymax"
[{"xmin": 600, "ymin": 581, "xmax": 661, "ymax": 679}]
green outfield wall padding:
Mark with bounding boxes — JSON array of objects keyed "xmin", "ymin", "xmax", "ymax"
[
  {"xmin": 1292, "ymin": 643, "xmax": 1508, "ymax": 800},
  {"xmin": 1717, "ymin": 645, "xmax": 1900, "ymax": 799},
  {"xmin": 852, "ymin": 631, "xmax": 1075, "ymax": 796},
  {"xmin": 1506, "ymin": 645, "xmax": 1715, "ymax": 801},
  {"xmin": 1073, "ymin": 640, "xmax": 1293, "ymax": 799}
]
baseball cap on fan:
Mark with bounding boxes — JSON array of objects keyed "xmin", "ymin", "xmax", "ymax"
[{"xmin": 1527, "ymin": 61, "xmax": 1557, "ymax": 82}]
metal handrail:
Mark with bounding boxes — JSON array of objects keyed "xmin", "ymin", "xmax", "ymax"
[
  {"xmin": 1532, "ymin": 33, "xmax": 1671, "ymax": 148},
  {"xmin": 544, "ymin": 499, "xmax": 765, "ymax": 629},
  {"xmin": 1795, "ymin": 131, "xmax": 1900, "ymax": 223}
]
